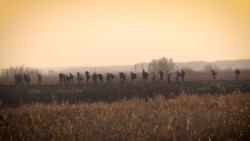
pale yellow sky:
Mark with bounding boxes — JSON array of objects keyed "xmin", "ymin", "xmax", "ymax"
[{"xmin": 0, "ymin": 0, "xmax": 249, "ymax": 69}]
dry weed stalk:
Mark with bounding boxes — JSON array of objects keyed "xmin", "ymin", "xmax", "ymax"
[{"xmin": 0, "ymin": 93, "xmax": 249, "ymax": 140}]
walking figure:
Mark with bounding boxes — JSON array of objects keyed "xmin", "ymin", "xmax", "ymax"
[
  {"xmin": 58, "ymin": 73, "xmax": 65, "ymax": 84},
  {"xmin": 98, "ymin": 74, "xmax": 104, "ymax": 83},
  {"xmin": 15, "ymin": 74, "xmax": 19, "ymax": 84},
  {"xmin": 159, "ymin": 70, "xmax": 164, "ymax": 82},
  {"xmin": 110, "ymin": 73, "xmax": 115, "ymax": 83},
  {"xmin": 69, "ymin": 73, "xmax": 74, "ymax": 83},
  {"xmin": 92, "ymin": 73, "xmax": 98, "ymax": 84},
  {"xmin": 130, "ymin": 72, "xmax": 137, "ymax": 83},
  {"xmin": 211, "ymin": 69, "xmax": 217, "ymax": 80},
  {"xmin": 23, "ymin": 73, "xmax": 31, "ymax": 85},
  {"xmin": 235, "ymin": 68, "xmax": 240, "ymax": 80},
  {"xmin": 106, "ymin": 73, "xmax": 112, "ymax": 84},
  {"xmin": 85, "ymin": 71, "xmax": 90, "ymax": 84},
  {"xmin": 15, "ymin": 73, "xmax": 23, "ymax": 85},
  {"xmin": 180, "ymin": 69, "xmax": 185, "ymax": 82},
  {"xmin": 167, "ymin": 71, "xmax": 171, "ymax": 82},
  {"xmin": 76, "ymin": 72, "xmax": 83, "ymax": 84},
  {"xmin": 142, "ymin": 69, "xmax": 149, "ymax": 83},
  {"xmin": 38, "ymin": 73, "xmax": 42, "ymax": 84},
  {"xmin": 119, "ymin": 72, "xmax": 126, "ymax": 84}
]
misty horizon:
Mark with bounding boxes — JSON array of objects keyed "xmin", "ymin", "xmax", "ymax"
[
  {"xmin": 2, "ymin": 58, "xmax": 250, "ymax": 74},
  {"xmin": 1, "ymin": 58, "xmax": 249, "ymax": 69}
]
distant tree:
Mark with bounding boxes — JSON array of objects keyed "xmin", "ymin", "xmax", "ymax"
[
  {"xmin": 148, "ymin": 57, "xmax": 175, "ymax": 73},
  {"xmin": 148, "ymin": 59, "xmax": 158, "ymax": 73},
  {"xmin": 168, "ymin": 58, "xmax": 175, "ymax": 71},
  {"xmin": 158, "ymin": 57, "xmax": 168, "ymax": 72}
]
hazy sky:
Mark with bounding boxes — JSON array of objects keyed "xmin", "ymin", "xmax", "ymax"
[{"xmin": 0, "ymin": 0, "xmax": 249, "ymax": 69}]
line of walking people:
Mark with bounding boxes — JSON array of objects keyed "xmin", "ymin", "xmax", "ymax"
[
  {"xmin": 14, "ymin": 68, "xmax": 241, "ymax": 85},
  {"xmin": 15, "ymin": 73, "xmax": 42, "ymax": 85}
]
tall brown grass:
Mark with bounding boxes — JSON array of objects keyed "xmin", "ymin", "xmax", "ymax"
[{"xmin": 0, "ymin": 93, "xmax": 249, "ymax": 141}]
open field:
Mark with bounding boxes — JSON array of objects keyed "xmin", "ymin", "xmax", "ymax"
[
  {"xmin": 0, "ymin": 93, "xmax": 249, "ymax": 140},
  {"xmin": 0, "ymin": 80, "xmax": 250, "ymax": 107},
  {"xmin": 0, "ymin": 73, "xmax": 250, "ymax": 140}
]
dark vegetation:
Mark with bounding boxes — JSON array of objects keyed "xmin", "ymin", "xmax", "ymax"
[{"xmin": 0, "ymin": 80, "xmax": 250, "ymax": 108}]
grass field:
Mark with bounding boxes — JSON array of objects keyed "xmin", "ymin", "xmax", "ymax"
[
  {"xmin": 0, "ymin": 93, "xmax": 249, "ymax": 140},
  {"xmin": 0, "ymin": 71, "xmax": 250, "ymax": 140},
  {"xmin": 0, "ymin": 80, "xmax": 250, "ymax": 107}
]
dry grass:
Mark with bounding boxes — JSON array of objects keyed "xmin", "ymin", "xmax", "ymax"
[{"xmin": 0, "ymin": 93, "xmax": 249, "ymax": 141}]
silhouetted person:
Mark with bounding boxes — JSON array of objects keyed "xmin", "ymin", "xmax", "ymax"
[
  {"xmin": 211, "ymin": 69, "xmax": 217, "ymax": 80},
  {"xmin": 167, "ymin": 71, "xmax": 171, "ymax": 82},
  {"xmin": 159, "ymin": 70, "xmax": 164, "ymax": 82},
  {"xmin": 18, "ymin": 73, "xmax": 23, "ymax": 84},
  {"xmin": 15, "ymin": 74, "xmax": 18, "ymax": 84},
  {"xmin": 15, "ymin": 74, "xmax": 23, "ymax": 84},
  {"xmin": 106, "ymin": 73, "xmax": 115, "ymax": 84},
  {"xmin": 180, "ymin": 69, "xmax": 185, "ymax": 82},
  {"xmin": 98, "ymin": 74, "xmax": 104, "ymax": 83},
  {"xmin": 235, "ymin": 68, "xmax": 240, "ymax": 80},
  {"xmin": 142, "ymin": 69, "xmax": 149, "ymax": 83},
  {"xmin": 92, "ymin": 73, "xmax": 98, "ymax": 84},
  {"xmin": 63, "ymin": 74, "xmax": 70, "ymax": 84},
  {"xmin": 106, "ymin": 73, "xmax": 111, "ymax": 84},
  {"xmin": 69, "ymin": 73, "xmax": 74, "ymax": 83},
  {"xmin": 130, "ymin": 72, "xmax": 137, "ymax": 83},
  {"xmin": 60, "ymin": 73, "xmax": 73, "ymax": 84},
  {"xmin": 59, "ymin": 73, "xmax": 65, "ymax": 84},
  {"xmin": 110, "ymin": 73, "xmax": 115, "ymax": 83},
  {"xmin": 119, "ymin": 72, "xmax": 126, "ymax": 84},
  {"xmin": 85, "ymin": 71, "xmax": 90, "ymax": 84},
  {"xmin": 38, "ymin": 73, "xmax": 42, "ymax": 84},
  {"xmin": 23, "ymin": 73, "xmax": 31, "ymax": 85},
  {"xmin": 77, "ymin": 72, "xmax": 83, "ymax": 84}
]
